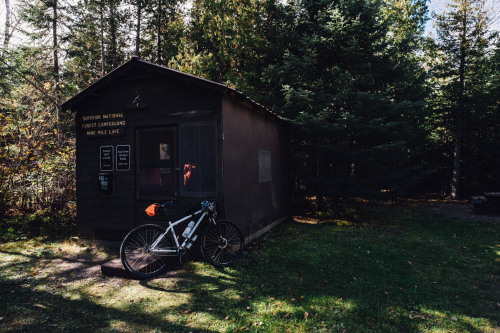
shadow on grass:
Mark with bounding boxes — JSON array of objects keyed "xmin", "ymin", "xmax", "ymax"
[
  {"xmin": 0, "ymin": 283, "xmax": 218, "ymax": 332},
  {"xmin": 1, "ymin": 208, "xmax": 498, "ymax": 332},
  {"xmin": 139, "ymin": 271, "xmax": 238, "ymax": 294},
  {"xmin": 0, "ymin": 249, "xmax": 221, "ymax": 332},
  {"xmin": 148, "ymin": 210, "xmax": 498, "ymax": 332}
]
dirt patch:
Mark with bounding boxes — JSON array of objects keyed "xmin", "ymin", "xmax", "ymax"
[{"xmin": 417, "ymin": 198, "xmax": 500, "ymax": 222}]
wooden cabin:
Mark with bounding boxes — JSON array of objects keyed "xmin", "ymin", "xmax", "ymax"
[{"xmin": 61, "ymin": 57, "xmax": 289, "ymax": 243}]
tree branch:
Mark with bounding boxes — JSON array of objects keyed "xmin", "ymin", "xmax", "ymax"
[{"xmin": 0, "ymin": 55, "xmax": 60, "ymax": 109}]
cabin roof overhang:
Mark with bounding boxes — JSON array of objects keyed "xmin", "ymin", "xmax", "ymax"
[{"xmin": 61, "ymin": 56, "xmax": 281, "ymax": 121}]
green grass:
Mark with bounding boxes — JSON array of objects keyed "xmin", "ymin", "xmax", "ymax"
[{"xmin": 0, "ymin": 205, "xmax": 498, "ymax": 332}]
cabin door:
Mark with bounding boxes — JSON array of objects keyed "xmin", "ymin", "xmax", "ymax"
[{"xmin": 136, "ymin": 127, "xmax": 177, "ymax": 200}]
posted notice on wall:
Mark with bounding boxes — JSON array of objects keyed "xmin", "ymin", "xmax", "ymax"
[
  {"xmin": 116, "ymin": 145, "xmax": 130, "ymax": 171},
  {"xmin": 100, "ymin": 146, "xmax": 114, "ymax": 171}
]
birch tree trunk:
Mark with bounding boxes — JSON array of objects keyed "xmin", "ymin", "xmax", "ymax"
[
  {"xmin": 3, "ymin": 0, "xmax": 11, "ymax": 48},
  {"xmin": 100, "ymin": 0, "xmax": 106, "ymax": 76},
  {"xmin": 135, "ymin": 0, "xmax": 142, "ymax": 56},
  {"xmin": 52, "ymin": 0, "xmax": 62, "ymax": 145},
  {"xmin": 157, "ymin": 0, "xmax": 163, "ymax": 64}
]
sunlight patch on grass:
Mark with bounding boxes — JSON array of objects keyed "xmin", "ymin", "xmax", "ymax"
[
  {"xmin": 1, "ymin": 206, "xmax": 498, "ymax": 332},
  {"xmin": 237, "ymin": 294, "xmax": 358, "ymax": 332},
  {"xmin": 0, "ymin": 238, "xmax": 111, "ymax": 262},
  {"xmin": 252, "ymin": 297, "xmax": 301, "ymax": 316},
  {"xmin": 415, "ymin": 308, "xmax": 499, "ymax": 333},
  {"xmin": 185, "ymin": 312, "xmax": 226, "ymax": 331},
  {"xmin": 0, "ymin": 251, "xmax": 30, "ymax": 267},
  {"xmin": 0, "ymin": 253, "xmax": 32, "ymax": 283},
  {"xmin": 293, "ymin": 216, "xmax": 352, "ymax": 226},
  {"xmin": 82, "ymin": 280, "xmax": 191, "ymax": 311},
  {"xmin": 107, "ymin": 320, "xmax": 136, "ymax": 332}
]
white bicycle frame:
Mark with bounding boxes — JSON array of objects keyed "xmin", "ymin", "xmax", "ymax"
[{"xmin": 149, "ymin": 209, "xmax": 208, "ymax": 254}]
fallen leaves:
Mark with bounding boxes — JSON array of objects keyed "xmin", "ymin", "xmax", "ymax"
[{"xmin": 409, "ymin": 311, "xmax": 425, "ymax": 320}]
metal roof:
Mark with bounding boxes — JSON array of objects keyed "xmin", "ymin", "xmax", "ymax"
[{"xmin": 60, "ymin": 56, "xmax": 280, "ymax": 121}]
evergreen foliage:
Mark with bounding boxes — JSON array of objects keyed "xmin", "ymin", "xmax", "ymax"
[
  {"xmin": 139, "ymin": 0, "xmax": 186, "ymax": 65},
  {"xmin": 65, "ymin": 0, "xmax": 129, "ymax": 90},
  {"xmin": 428, "ymin": 0, "xmax": 496, "ymax": 197},
  {"xmin": 0, "ymin": 0, "xmax": 499, "ymax": 216},
  {"xmin": 253, "ymin": 0, "xmax": 430, "ymax": 201}
]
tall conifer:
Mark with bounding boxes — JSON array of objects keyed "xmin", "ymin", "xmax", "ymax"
[{"xmin": 432, "ymin": 0, "xmax": 492, "ymax": 198}]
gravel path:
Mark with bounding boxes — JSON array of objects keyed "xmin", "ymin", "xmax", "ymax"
[{"xmin": 423, "ymin": 200, "xmax": 500, "ymax": 222}]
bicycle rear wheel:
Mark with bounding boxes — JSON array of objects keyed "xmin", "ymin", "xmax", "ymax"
[
  {"xmin": 120, "ymin": 224, "xmax": 175, "ymax": 279},
  {"xmin": 201, "ymin": 220, "xmax": 244, "ymax": 267}
]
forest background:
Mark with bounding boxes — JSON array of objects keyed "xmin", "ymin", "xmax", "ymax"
[{"xmin": 0, "ymin": 0, "xmax": 499, "ymax": 228}]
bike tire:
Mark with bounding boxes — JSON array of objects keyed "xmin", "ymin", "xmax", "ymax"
[
  {"xmin": 120, "ymin": 224, "xmax": 175, "ymax": 279},
  {"xmin": 201, "ymin": 220, "xmax": 244, "ymax": 267}
]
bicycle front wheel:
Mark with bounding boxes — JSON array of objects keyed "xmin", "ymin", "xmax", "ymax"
[
  {"xmin": 201, "ymin": 220, "xmax": 244, "ymax": 267},
  {"xmin": 120, "ymin": 224, "xmax": 175, "ymax": 279}
]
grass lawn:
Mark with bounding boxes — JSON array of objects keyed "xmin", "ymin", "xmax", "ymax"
[{"xmin": 0, "ymin": 203, "xmax": 498, "ymax": 332}]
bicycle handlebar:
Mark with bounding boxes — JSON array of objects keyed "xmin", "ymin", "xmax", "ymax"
[
  {"xmin": 201, "ymin": 199, "xmax": 217, "ymax": 218},
  {"xmin": 146, "ymin": 199, "xmax": 217, "ymax": 217}
]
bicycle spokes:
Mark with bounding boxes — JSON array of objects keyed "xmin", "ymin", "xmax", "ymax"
[
  {"xmin": 121, "ymin": 200, "xmax": 244, "ymax": 279},
  {"xmin": 120, "ymin": 225, "xmax": 174, "ymax": 278},
  {"xmin": 202, "ymin": 221, "xmax": 243, "ymax": 267}
]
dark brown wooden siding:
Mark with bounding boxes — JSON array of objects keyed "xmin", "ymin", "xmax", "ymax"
[
  {"xmin": 74, "ymin": 69, "xmax": 222, "ymax": 239},
  {"xmin": 221, "ymin": 96, "xmax": 290, "ymax": 238}
]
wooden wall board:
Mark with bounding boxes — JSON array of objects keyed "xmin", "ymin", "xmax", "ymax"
[{"xmin": 68, "ymin": 58, "xmax": 288, "ymax": 240}]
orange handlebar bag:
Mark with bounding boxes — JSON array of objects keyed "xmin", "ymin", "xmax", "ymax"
[{"xmin": 146, "ymin": 204, "xmax": 159, "ymax": 217}]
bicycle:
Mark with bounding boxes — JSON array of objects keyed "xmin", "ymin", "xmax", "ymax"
[{"xmin": 120, "ymin": 200, "xmax": 244, "ymax": 279}]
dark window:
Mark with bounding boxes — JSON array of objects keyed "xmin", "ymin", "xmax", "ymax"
[
  {"xmin": 137, "ymin": 127, "xmax": 177, "ymax": 199},
  {"xmin": 179, "ymin": 121, "xmax": 217, "ymax": 197}
]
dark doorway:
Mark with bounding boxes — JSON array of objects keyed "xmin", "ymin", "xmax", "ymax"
[
  {"xmin": 179, "ymin": 121, "xmax": 218, "ymax": 197},
  {"xmin": 136, "ymin": 127, "xmax": 177, "ymax": 199}
]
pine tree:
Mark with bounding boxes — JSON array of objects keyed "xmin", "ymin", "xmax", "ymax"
[
  {"xmin": 432, "ymin": 0, "xmax": 492, "ymax": 198},
  {"xmin": 18, "ymin": 0, "xmax": 69, "ymax": 142},
  {"xmin": 141, "ymin": 0, "xmax": 186, "ymax": 65},
  {"xmin": 66, "ymin": 0, "xmax": 108, "ymax": 86},
  {"xmin": 66, "ymin": 0, "xmax": 129, "ymax": 89},
  {"xmin": 256, "ymin": 0, "xmax": 429, "ymax": 203},
  {"xmin": 462, "ymin": 33, "xmax": 500, "ymax": 192},
  {"xmin": 180, "ymin": 0, "xmax": 271, "ymax": 84}
]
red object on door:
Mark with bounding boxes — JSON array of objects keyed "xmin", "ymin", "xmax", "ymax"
[{"xmin": 183, "ymin": 163, "xmax": 196, "ymax": 186}]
